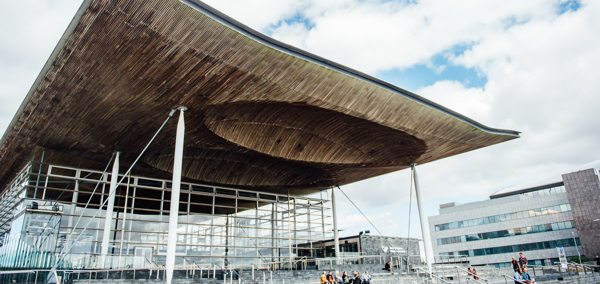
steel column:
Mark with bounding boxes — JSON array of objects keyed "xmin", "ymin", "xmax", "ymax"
[
  {"xmin": 411, "ymin": 163, "xmax": 433, "ymax": 274},
  {"xmin": 68, "ymin": 178, "xmax": 79, "ymax": 232},
  {"xmin": 331, "ymin": 188, "xmax": 340, "ymax": 262},
  {"xmin": 100, "ymin": 151, "xmax": 120, "ymax": 268},
  {"xmin": 166, "ymin": 107, "xmax": 186, "ymax": 284}
]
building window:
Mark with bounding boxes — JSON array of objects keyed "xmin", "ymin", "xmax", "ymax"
[
  {"xmin": 439, "ymin": 237, "xmax": 580, "ymax": 257},
  {"xmin": 434, "ymin": 204, "xmax": 572, "ymax": 232},
  {"xmin": 437, "ymin": 221, "xmax": 576, "ymax": 245}
]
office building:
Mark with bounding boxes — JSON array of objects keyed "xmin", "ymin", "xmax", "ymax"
[{"xmin": 429, "ymin": 162, "xmax": 600, "ymax": 268}]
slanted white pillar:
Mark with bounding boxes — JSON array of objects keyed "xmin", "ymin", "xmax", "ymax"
[
  {"xmin": 411, "ymin": 163, "xmax": 433, "ymax": 273},
  {"xmin": 101, "ymin": 151, "xmax": 120, "ymax": 268},
  {"xmin": 331, "ymin": 188, "xmax": 340, "ymax": 263},
  {"xmin": 166, "ymin": 107, "xmax": 186, "ymax": 284}
]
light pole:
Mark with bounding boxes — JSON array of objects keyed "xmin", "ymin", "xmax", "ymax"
[{"xmin": 572, "ymin": 231, "xmax": 582, "ymax": 266}]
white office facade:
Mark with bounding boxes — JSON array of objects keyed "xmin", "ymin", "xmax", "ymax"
[{"xmin": 429, "ymin": 182, "xmax": 582, "ymax": 268}]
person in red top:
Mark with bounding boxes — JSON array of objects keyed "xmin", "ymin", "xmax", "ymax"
[{"xmin": 519, "ymin": 252, "xmax": 528, "ymax": 269}]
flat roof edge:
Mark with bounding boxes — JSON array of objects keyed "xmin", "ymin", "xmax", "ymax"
[
  {"xmin": 489, "ymin": 181, "xmax": 564, "ymax": 199},
  {"xmin": 181, "ymin": 0, "xmax": 520, "ymax": 138},
  {"xmin": 0, "ymin": 0, "xmax": 94, "ymax": 148}
]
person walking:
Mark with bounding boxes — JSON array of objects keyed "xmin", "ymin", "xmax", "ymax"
[
  {"xmin": 519, "ymin": 252, "xmax": 528, "ymax": 269},
  {"xmin": 511, "ymin": 257, "xmax": 520, "ymax": 272}
]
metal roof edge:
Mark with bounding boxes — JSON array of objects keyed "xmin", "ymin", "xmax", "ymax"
[
  {"xmin": 0, "ymin": 0, "xmax": 94, "ymax": 148},
  {"xmin": 181, "ymin": 0, "xmax": 520, "ymax": 138},
  {"xmin": 489, "ymin": 181, "xmax": 564, "ymax": 199}
]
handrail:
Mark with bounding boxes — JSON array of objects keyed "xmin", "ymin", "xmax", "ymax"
[
  {"xmin": 500, "ymin": 274, "xmax": 527, "ymax": 284},
  {"xmin": 568, "ymin": 261, "xmax": 600, "ymax": 268},
  {"xmin": 226, "ymin": 255, "xmax": 310, "ymax": 271},
  {"xmin": 417, "ymin": 267, "xmax": 453, "ymax": 284},
  {"xmin": 0, "ymin": 269, "xmax": 61, "ymax": 284},
  {"xmin": 435, "ymin": 265, "xmax": 488, "ymax": 284},
  {"xmin": 213, "ymin": 259, "xmax": 244, "ymax": 282}
]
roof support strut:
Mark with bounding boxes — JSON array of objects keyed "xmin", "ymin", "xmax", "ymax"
[
  {"xmin": 166, "ymin": 107, "xmax": 187, "ymax": 284},
  {"xmin": 412, "ymin": 163, "xmax": 433, "ymax": 274},
  {"xmin": 100, "ymin": 151, "xmax": 120, "ymax": 268}
]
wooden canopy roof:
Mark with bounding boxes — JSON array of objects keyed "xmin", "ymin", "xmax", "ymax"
[{"xmin": 0, "ymin": 0, "xmax": 519, "ymax": 195}]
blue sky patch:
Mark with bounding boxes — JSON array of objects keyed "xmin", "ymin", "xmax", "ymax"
[
  {"xmin": 557, "ymin": 0, "xmax": 581, "ymax": 14},
  {"xmin": 375, "ymin": 55, "xmax": 487, "ymax": 92}
]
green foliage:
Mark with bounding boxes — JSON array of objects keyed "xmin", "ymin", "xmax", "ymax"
[{"xmin": 568, "ymin": 255, "xmax": 589, "ymax": 263}]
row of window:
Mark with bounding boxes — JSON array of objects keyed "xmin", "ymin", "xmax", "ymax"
[
  {"xmin": 434, "ymin": 203, "xmax": 571, "ymax": 231},
  {"xmin": 490, "ymin": 259, "xmax": 552, "ymax": 269},
  {"xmin": 521, "ymin": 185, "xmax": 566, "ymax": 198},
  {"xmin": 437, "ymin": 221, "xmax": 575, "ymax": 245},
  {"xmin": 439, "ymin": 238, "xmax": 580, "ymax": 258}
]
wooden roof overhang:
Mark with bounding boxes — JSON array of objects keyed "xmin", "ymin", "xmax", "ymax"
[{"xmin": 0, "ymin": 0, "xmax": 519, "ymax": 196}]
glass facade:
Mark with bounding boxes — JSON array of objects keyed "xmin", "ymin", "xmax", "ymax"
[
  {"xmin": 437, "ymin": 221, "xmax": 576, "ymax": 245},
  {"xmin": 520, "ymin": 184, "xmax": 566, "ymax": 198},
  {"xmin": 0, "ymin": 162, "xmax": 333, "ymax": 269},
  {"xmin": 439, "ymin": 237, "xmax": 580, "ymax": 258},
  {"xmin": 487, "ymin": 258, "xmax": 555, "ymax": 269},
  {"xmin": 434, "ymin": 203, "xmax": 572, "ymax": 232}
]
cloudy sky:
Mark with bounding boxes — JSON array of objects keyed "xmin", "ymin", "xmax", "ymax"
[{"xmin": 1, "ymin": 0, "xmax": 599, "ymax": 244}]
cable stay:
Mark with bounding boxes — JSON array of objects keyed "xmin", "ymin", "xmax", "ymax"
[
  {"xmin": 52, "ymin": 109, "xmax": 177, "ymax": 271},
  {"xmin": 336, "ymin": 185, "xmax": 412, "ymax": 267}
]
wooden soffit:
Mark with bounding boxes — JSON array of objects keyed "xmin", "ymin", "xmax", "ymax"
[{"xmin": 0, "ymin": 0, "xmax": 519, "ymax": 194}]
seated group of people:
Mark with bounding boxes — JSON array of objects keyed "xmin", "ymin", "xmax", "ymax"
[
  {"xmin": 320, "ymin": 270, "xmax": 371, "ymax": 284},
  {"xmin": 466, "ymin": 267, "xmax": 480, "ymax": 280},
  {"xmin": 513, "ymin": 267, "xmax": 536, "ymax": 284},
  {"xmin": 511, "ymin": 253, "xmax": 535, "ymax": 284}
]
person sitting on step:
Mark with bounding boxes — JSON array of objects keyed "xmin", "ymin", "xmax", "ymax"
[
  {"xmin": 327, "ymin": 271, "xmax": 334, "ymax": 284},
  {"xmin": 522, "ymin": 267, "xmax": 536, "ymax": 284},
  {"xmin": 341, "ymin": 271, "xmax": 350, "ymax": 284},
  {"xmin": 360, "ymin": 271, "xmax": 371, "ymax": 284},
  {"xmin": 513, "ymin": 268, "xmax": 524, "ymax": 284},
  {"xmin": 383, "ymin": 261, "xmax": 393, "ymax": 274}
]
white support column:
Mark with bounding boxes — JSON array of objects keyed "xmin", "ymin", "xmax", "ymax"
[
  {"xmin": 411, "ymin": 163, "xmax": 433, "ymax": 274},
  {"xmin": 331, "ymin": 188, "xmax": 340, "ymax": 263},
  {"xmin": 101, "ymin": 151, "xmax": 120, "ymax": 268},
  {"xmin": 68, "ymin": 179, "xmax": 79, "ymax": 231},
  {"xmin": 166, "ymin": 107, "xmax": 186, "ymax": 284}
]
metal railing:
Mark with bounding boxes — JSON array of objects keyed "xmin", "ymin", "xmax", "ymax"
[
  {"xmin": 433, "ymin": 266, "xmax": 487, "ymax": 284},
  {"xmin": 314, "ymin": 254, "xmax": 410, "ymax": 270},
  {"xmin": 567, "ymin": 261, "xmax": 599, "ymax": 275},
  {"xmin": 500, "ymin": 274, "xmax": 527, "ymax": 284},
  {"xmin": 0, "ymin": 269, "xmax": 60, "ymax": 284},
  {"xmin": 416, "ymin": 267, "xmax": 453, "ymax": 284}
]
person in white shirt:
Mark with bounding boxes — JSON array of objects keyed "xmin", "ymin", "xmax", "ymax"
[{"xmin": 360, "ymin": 271, "xmax": 371, "ymax": 284}]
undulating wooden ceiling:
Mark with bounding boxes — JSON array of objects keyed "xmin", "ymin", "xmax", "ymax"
[{"xmin": 0, "ymin": 0, "xmax": 519, "ymax": 195}]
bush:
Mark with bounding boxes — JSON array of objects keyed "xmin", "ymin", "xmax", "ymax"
[{"xmin": 568, "ymin": 255, "xmax": 589, "ymax": 263}]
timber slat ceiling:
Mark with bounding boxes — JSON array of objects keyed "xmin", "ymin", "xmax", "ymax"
[{"xmin": 0, "ymin": 0, "xmax": 518, "ymax": 195}]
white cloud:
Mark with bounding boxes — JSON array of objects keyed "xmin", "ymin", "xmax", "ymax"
[
  {"xmin": 2, "ymin": 0, "xmax": 600, "ymax": 245},
  {"xmin": 417, "ymin": 81, "xmax": 490, "ymax": 122}
]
